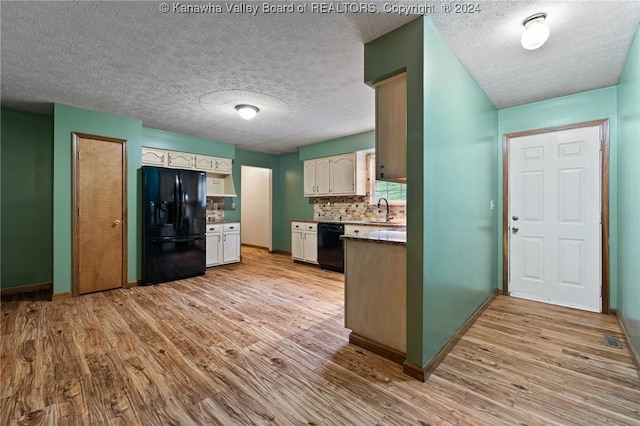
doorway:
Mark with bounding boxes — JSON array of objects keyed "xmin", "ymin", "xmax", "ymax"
[
  {"xmin": 240, "ymin": 166, "xmax": 272, "ymax": 250},
  {"xmin": 72, "ymin": 133, "xmax": 127, "ymax": 296},
  {"xmin": 503, "ymin": 120, "xmax": 610, "ymax": 313}
]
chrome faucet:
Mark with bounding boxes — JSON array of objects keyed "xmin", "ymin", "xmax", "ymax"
[{"xmin": 377, "ymin": 197, "xmax": 393, "ymax": 222}]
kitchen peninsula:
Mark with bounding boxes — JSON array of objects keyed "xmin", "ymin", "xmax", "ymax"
[{"xmin": 342, "ymin": 230, "xmax": 406, "ymax": 363}]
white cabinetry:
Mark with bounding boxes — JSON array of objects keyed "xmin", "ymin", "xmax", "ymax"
[
  {"xmin": 206, "ymin": 225, "xmax": 222, "ymax": 267},
  {"xmin": 194, "ymin": 155, "xmax": 216, "ymax": 172},
  {"xmin": 206, "ymin": 222, "xmax": 240, "ymax": 267},
  {"xmin": 374, "ymin": 72, "xmax": 406, "ymax": 182},
  {"xmin": 141, "ymin": 147, "xmax": 167, "ymax": 166},
  {"xmin": 344, "ymin": 224, "xmax": 389, "ymax": 238},
  {"xmin": 303, "ymin": 158, "xmax": 330, "ymax": 196},
  {"xmin": 291, "ymin": 222, "xmax": 318, "ymax": 264},
  {"xmin": 167, "ymin": 151, "xmax": 194, "ymax": 169},
  {"xmin": 141, "ymin": 147, "xmax": 236, "ymax": 197},
  {"xmin": 303, "ymin": 152, "xmax": 365, "ymax": 197},
  {"xmin": 222, "ymin": 223, "xmax": 240, "ymax": 264},
  {"xmin": 215, "ymin": 157, "xmax": 232, "ymax": 173}
]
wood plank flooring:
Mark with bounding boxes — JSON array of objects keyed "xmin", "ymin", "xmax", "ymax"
[{"xmin": 1, "ymin": 247, "xmax": 639, "ymax": 425}]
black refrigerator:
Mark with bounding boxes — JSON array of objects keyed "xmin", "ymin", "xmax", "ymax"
[{"xmin": 142, "ymin": 166, "xmax": 207, "ymax": 285}]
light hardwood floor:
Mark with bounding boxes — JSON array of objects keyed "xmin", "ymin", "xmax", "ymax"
[{"xmin": 1, "ymin": 247, "xmax": 639, "ymax": 425}]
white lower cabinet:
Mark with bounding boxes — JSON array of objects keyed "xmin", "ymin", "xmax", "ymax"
[
  {"xmin": 206, "ymin": 222, "xmax": 240, "ymax": 267},
  {"xmin": 291, "ymin": 222, "xmax": 318, "ymax": 264}
]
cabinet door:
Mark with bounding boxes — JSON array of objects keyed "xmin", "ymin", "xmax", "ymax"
[
  {"xmin": 303, "ymin": 160, "xmax": 317, "ymax": 196},
  {"xmin": 167, "ymin": 151, "xmax": 194, "ymax": 169},
  {"xmin": 315, "ymin": 158, "xmax": 331, "ymax": 195},
  {"xmin": 291, "ymin": 229, "xmax": 304, "ymax": 260},
  {"xmin": 330, "ymin": 154, "xmax": 356, "ymax": 195},
  {"xmin": 222, "ymin": 232, "xmax": 240, "ymax": 263},
  {"xmin": 206, "ymin": 233, "xmax": 222, "ymax": 266},
  {"xmin": 214, "ymin": 158, "xmax": 232, "ymax": 174},
  {"xmin": 194, "ymin": 155, "xmax": 216, "ymax": 172},
  {"xmin": 141, "ymin": 148, "xmax": 167, "ymax": 166},
  {"xmin": 375, "ymin": 73, "xmax": 406, "ymax": 181},
  {"xmin": 303, "ymin": 231, "xmax": 318, "ymax": 264}
]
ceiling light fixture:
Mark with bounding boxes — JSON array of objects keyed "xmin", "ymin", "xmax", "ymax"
[
  {"xmin": 235, "ymin": 104, "xmax": 259, "ymax": 120},
  {"xmin": 521, "ymin": 13, "xmax": 550, "ymax": 50}
]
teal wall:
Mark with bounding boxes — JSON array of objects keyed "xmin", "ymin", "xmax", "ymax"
[
  {"xmin": 1, "ymin": 109, "xmax": 53, "ymax": 289},
  {"xmin": 498, "ymin": 86, "xmax": 619, "ymax": 307},
  {"xmin": 365, "ymin": 17, "xmax": 498, "ymax": 368},
  {"xmin": 299, "ymin": 131, "xmax": 374, "ymax": 161},
  {"xmin": 141, "ymin": 127, "xmax": 235, "ymax": 159},
  {"xmin": 53, "ymin": 104, "xmax": 142, "ymax": 293},
  {"xmin": 421, "ymin": 19, "xmax": 498, "ymax": 365},
  {"xmin": 365, "ymin": 17, "xmax": 425, "ymax": 367},
  {"xmin": 277, "ymin": 153, "xmax": 313, "ymax": 252},
  {"xmin": 617, "ymin": 26, "xmax": 640, "ymax": 363},
  {"xmin": 230, "ymin": 149, "xmax": 282, "ymax": 249}
]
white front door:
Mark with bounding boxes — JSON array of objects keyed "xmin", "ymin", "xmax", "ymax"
[{"xmin": 509, "ymin": 125, "xmax": 602, "ymax": 312}]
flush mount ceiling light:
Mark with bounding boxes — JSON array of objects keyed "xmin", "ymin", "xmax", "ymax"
[
  {"xmin": 521, "ymin": 13, "xmax": 550, "ymax": 50},
  {"xmin": 235, "ymin": 104, "xmax": 259, "ymax": 120}
]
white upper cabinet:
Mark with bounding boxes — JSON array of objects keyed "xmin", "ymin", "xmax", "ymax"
[
  {"xmin": 316, "ymin": 157, "xmax": 331, "ymax": 194},
  {"xmin": 303, "ymin": 161, "xmax": 317, "ymax": 196},
  {"xmin": 375, "ymin": 72, "xmax": 406, "ymax": 182},
  {"xmin": 141, "ymin": 147, "xmax": 236, "ymax": 196},
  {"xmin": 167, "ymin": 151, "xmax": 194, "ymax": 169},
  {"xmin": 194, "ymin": 155, "xmax": 216, "ymax": 172},
  {"xmin": 214, "ymin": 157, "xmax": 232, "ymax": 174},
  {"xmin": 303, "ymin": 152, "xmax": 366, "ymax": 197},
  {"xmin": 141, "ymin": 147, "xmax": 167, "ymax": 166}
]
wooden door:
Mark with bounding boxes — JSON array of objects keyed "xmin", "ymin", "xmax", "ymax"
[
  {"xmin": 73, "ymin": 133, "xmax": 127, "ymax": 296},
  {"xmin": 509, "ymin": 126, "xmax": 601, "ymax": 312}
]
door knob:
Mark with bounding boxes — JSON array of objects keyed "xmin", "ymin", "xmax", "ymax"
[
  {"xmin": 512, "ymin": 227, "xmax": 519, "ymax": 234},
  {"xmin": 512, "ymin": 215, "xmax": 519, "ymax": 221},
  {"xmin": 113, "ymin": 219, "xmax": 122, "ymax": 226}
]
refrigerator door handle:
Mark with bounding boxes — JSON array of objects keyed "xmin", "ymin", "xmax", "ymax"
[
  {"xmin": 174, "ymin": 174, "xmax": 181, "ymax": 231},
  {"xmin": 179, "ymin": 175, "xmax": 186, "ymax": 229}
]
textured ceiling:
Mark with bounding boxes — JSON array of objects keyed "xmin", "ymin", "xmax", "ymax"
[{"xmin": 1, "ymin": 1, "xmax": 639, "ymax": 154}]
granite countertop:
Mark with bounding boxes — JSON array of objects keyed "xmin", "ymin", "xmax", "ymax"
[
  {"xmin": 341, "ymin": 232, "xmax": 406, "ymax": 246},
  {"xmin": 292, "ymin": 219, "xmax": 406, "ymax": 228}
]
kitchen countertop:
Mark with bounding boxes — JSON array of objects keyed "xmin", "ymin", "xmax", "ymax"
[
  {"xmin": 341, "ymin": 232, "xmax": 406, "ymax": 246},
  {"xmin": 292, "ymin": 219, "xmax": 406, "ymax": 228},
  {"xmin": 206, "ymin": 220, "xmax": 240, "ymax": 224}
]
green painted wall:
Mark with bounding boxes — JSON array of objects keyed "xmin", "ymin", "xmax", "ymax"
[
  {"xmin": 53, "ymin": 104, "xmax": 142, "ymax": 294},
  {"xmin": 1, "ymin": 109, "xmax": 53, "ymax": 289},
  {"xmin": 229, "ymin": 149, "xmax": 283, "ymax": 250},
  {"xmin": 498, "ymin": 86, "xmax": 619, "ymax": 307},
  {"xmin": 298, "ymin": 131, "xmax": 374, "ymax": 161},
  {"xmin": 277, "ymin": 153, "xmax": 313, "ymax": 252},
  {"xmin": 617, "ymin": 26, "xmax": 640, "ymax": 363},
  {"xmin": 141, "ymin": 127, "xmax": 235, "ymax": 159},
  {"xmin": 421, "ymin": 18, "xmax": 498, "ymax": 365},
  {"xmin": 365, "ymin": 17, "xmax": 425, "ymax": 367}
]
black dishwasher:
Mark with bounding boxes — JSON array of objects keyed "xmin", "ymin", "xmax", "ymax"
[{"xmin": 317, "ymin": 223, "xmax": 345, "ymax": 273}]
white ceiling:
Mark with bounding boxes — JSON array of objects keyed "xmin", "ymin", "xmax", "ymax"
[{"xmin": 2, "ymin": 1, "xmax": 639, "ymax": 154}]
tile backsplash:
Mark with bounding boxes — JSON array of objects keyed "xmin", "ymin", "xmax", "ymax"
[
  {"xmin": 206, "ymin": 197, "xmax": 225, "ymax": 222},
  {"xmin": 313, "ymin": 196, "xmax": 406, "ymax": 222}
]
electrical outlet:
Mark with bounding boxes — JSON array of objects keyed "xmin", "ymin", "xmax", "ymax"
[
  {"xmin": 213, "ymin": 202, "xmax": 218, "ymax": 210},
  {"xmin": 490, "ymin": 199, "xmax": 495, "ymax": 211},
  {"xmin": 231, "ymin": 202, "xmax": 236, "ymax": 210}
]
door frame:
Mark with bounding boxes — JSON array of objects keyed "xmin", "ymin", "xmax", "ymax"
[
  {"xmin": 502, "ymin": 119, "xmax": 610, "ymax": 313},
  {"xmin": 71, "ymin": 133, "xmax": 128, "ymax": 297}
]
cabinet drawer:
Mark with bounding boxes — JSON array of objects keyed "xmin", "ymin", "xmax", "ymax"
[
  {"xmin": 292, "ymin": 222, "xmax": 316, "ymax": 231},
  {"xmin": 223, "ymin": 223, "xmax": 240, "ymax": 232},
  {"xmin": 215, "ymin": 158, "xmax": 232, "ymax": 174},
  {"xmin": 206, "ymin": 224, "xmax": 222, "ymax": 234}
]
